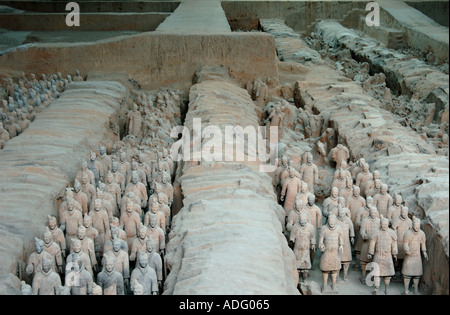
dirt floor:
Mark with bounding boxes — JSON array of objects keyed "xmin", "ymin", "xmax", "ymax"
[{"xmin": 304, "ymin": 250, "xmax": 417, "ymax": 295}]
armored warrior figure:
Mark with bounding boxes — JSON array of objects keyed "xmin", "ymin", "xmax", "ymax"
[
  {"xmin": 26, "ymin": 237, "xmax": 54, "ymax": 280},
  {"xmin": 373, "ymin": 184, "xmax": 393, "ymax": 218},
  {"xmin": 319, "ymin": 214, "xmax": 344, "ymax": 293},
  {"xmin": 359, "ymin": 206, "xmax": 380, "ymax": 283},
  {"xmin": 336, "ymin": 206, "xmax": 355, "ymax": 281},
  {"xmin": 103, "ymin": 237, "xmax": 130, "ymax": 288},
  {"xmin": 368, "ymin": 216, "xmax": 398, "ymax": 295},
  {"xmin": 280, "ymin": 168, "xmax": 303, "ymax": 216},
  {"xmin": 290, "ymin": 212, "xmax": 315, "ymax": 283},
  {"xmin": 130, "ymin": 251, "xmax": 159, "ymax": 295},
  {"xmin": 97, "ymin": 255, "xmax": 125, "ymax": 295},
  {"xmin": 299, "ymin": 152, "xmax": 319, "ymax": 194},
  {"xmin": 402, "ymin": 217, "xmax": 428, "ymax": 295},
  {"xmin": 32, "ymin": 256, "xmax": 62, "ymax": 295},
  {"xmin": 323, "ymin": 187, "xmax": 339, "ymax": 219}
]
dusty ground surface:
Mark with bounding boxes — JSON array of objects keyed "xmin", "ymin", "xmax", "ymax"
[{"xmin": 304, "ymin": 252, "xmax": 413, "ymax": 295}]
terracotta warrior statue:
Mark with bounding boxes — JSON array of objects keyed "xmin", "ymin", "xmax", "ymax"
[
  {"xmin": 88, "ymin": 198, "xmax": 110, "ymax": 256},
  {"xmin": 373, "ymin": 183, "xmax": 393, "ymax": 217},
  {"xmin": 402, "ymin": 216, "xmax": 428, "ymax": 295},
  {"xmin": 76, "ymin": 160, "xmax": 95, "ymax": 187},
  {"xmin": 350, "ymin": 158, "xmax": 366, "ymax": 178},
  {"xmin": 60, "ymin": 197, "xmax": 83, "ymax": 249},
  {"xmin": 47, "ymin": 215, "xmax": 66, "ymax": 257},
  {"xmin": 130, "ymin": 251, "xmax": 159, "ymax": 295},
  {"xmin": 365, "ymin": 179, "xmax": 382, "ymax": 199},
  {"xmin": 329, "ymin": 144, "xmax": 349, "ymax": 168},
  {"xmin": 137, "ymin": 153, "xmax": 152, "ymax": 184},
  {"xmin": 368, "ymin": 216, "xmax": 398, "ymax": 295},
  {"xmin": 364, "ymin": 170, "xmax": 381, "ymax": 198},
  {"xmin": 150, "ymin": 161, "xmax": 169, "ymax": 193},
  {"xmin": 303, "ymin": 194, "xmax": 322, "ymax": 236},
  {"xmin": 58, "ymin": 187, "xmax": 82, "ymax": 218},
  {"xmin": 319, "ymin": 214, "xmax": 344, "ymax": 293},
  {"xmin": 73, "ymin": 180, "xmax": 88, "ymax": 215},
  {"xmin": 83, "ymin": 214, "xmax": 100, "ymax": 261},
  {"xmin": 147, "ymin": 213, "xmax": 166, "ymax": 255},
  {"xmin": 162, "ymin": 147, "xmax": 174, "ymax": 176},
  {"xmin": 91, "ymin": 188, "xmax": 114, "ymax": 221},
  {"xmin": 66, "ymin": 238, "xmax": 93, "ymax": 276},
  {"xmin": 121, "ymin": 191, "xmax": 141, "ymax": 216},
  {"xmin": 359, "ymin": 206, "xmax": 380, "ymax": 283},
  {"xmin": 294, "ymin": 180, "xmax": 310, "ymax": 208},
  {"xmin": 281, "ymin": 160, "xmax": 300, "ymax": 187},
  {"xmin": 81, "ymin": 173, "xmax": 96, "ymax": 207},
  {"xmin": 333, "ymin": 160, "xmax": 351, "ymax": 180},
  {"xmin": 299, "ymin": 152, "xmax": 319, "ymax": 194},
  {"xmin": 88, "ymin": 150, "xmax": 102, "ymax": 187},
  {"xmin": 144, "ymin": 201, "xmax": 166, "ymax": 234},
  {"xmin": 130, "ymin": 224, "xmax": 149, "ymax": 262},
  {"xmin": 0, "ymin": 122, "xmax": 10, "ymax": 149},
  {"xmin": 73, "ymin": 69, "xmax": 84, "ymax": 82},
  {"xmin": 157, "ymin": 192, "xmax": 171, "ymax": 228},
  {"xmin": 120, "ymin": 201, "xmax": 141, "ymax": 252},
  {"xmin": 160, "ymin": 172, "xmax": 174, "ymax": 207},
  {"xmin": 387, "ymin": 193, "xmax": 403, "ymax": 224},
  {"xmin": 117, "ymin": 151, "xmax": 131, "ymax": 179},
  {"xmin": 127, "ymin": 103, "xmax": 143, "ymax": 137},
  {"xmin": 65, "ymin": 254, "xmax": 94, "ymax": 295},
  {"xmin": 103, "ymin": 237, "xmax": 130, "ymax": 288},
  {"xmin": 105, "ymin": 171, "xmax": 121, "ymax": 213},
  {"xmin": 345, "ymin": 186, "xmax": 366, "ymax": 224},
  {"xmin": 289, "ymin": 212, "xmax": 316, "ymax": 283},
  {"xmin": 354, "ymin": 196, "xmax": 374, "ymax": 270},
  {"xmin": 275, "ymin": 156, "xmax": 289, "ymax": 192},
  {"xmin": 286, "ymin": 199, "xmax": 306, "ymax": 233},
  {"xmin": 42, "ymin": 228, "xmax": 63, "ymax": 274},
  {"xmin": 145, "ymin": 238, "xmax": 163, "ymax": 289},
  {"xmin": 280, "ymin": 168, "xmax": 303, "ymax": 217},
  {"xmin": 126, "ymin": 161, "xmax": 146, "ymax": 186},
  {"xmin": 392, "ymin": 206, "xmax": 412, "ymax": 275},
  {"xmin": 331, "ymin": 168, "xmax": 348, "ymax": 193},
  {"xmin": 336, "ymin": 206, "xmax": 355, "ymax": 281},
  {"xmin": 75, "ymin": 225, "xmax": 97, "ymax": 273},
  {"xmin": 96, "ymin": 255, "xmax": 125, "ymax": 295},
  {"xmin": 104, "ymin": 225, "xmax": 129, "ymax": 254},
  {"xmin": 304, "ymin": 194, "xmax": 322, "ymax": 266},
  {"xmin": 328, "ymin": 197, "xmax": 351, "ymax": 218},
  {"xmin": 98, "ymin": 145, "xmax": 112, "ymax": 181},
  {"xmin": 105, "ymin": 217, "xmax": 128, "ymax": 243},
  {"xmin": 26, "ymin": 237, "xmax": 54, "ymax": 280},
  {"xmin": 266, "ymin": 105, "xmax": 284, "ymax": 141},
  {"xmin": 322, "ymin": 187, "xmax": 339, "ymax": 219},
  {"xmin": 355, "ymin": 162, "xmax": 373, "ymax": 198},
  {"xmin": 339, "ymin": 176, "xmax": 354, "ymax": 200},
  {"xmin": 32, "ymin": 256, "xmax": 62, "ymax": 295},
  {"xmin": 125, "ymin": 171, "xmax": 148, "ymax": 209},
  {"xmin": 111, "ymin": 160, "xmax": 125, "ymax": 194}
]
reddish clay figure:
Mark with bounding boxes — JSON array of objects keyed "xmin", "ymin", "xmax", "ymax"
[
  {"xmin": 300, "ymin": 152, "xmax": 319, "ymax": 194},
  {"xmin": 319, "ymin": 214, "xmax": 344, "ymax": 293},
  {"xmin": 402, "ymin": 217, "xmax": 428, "ymax": 295}
]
